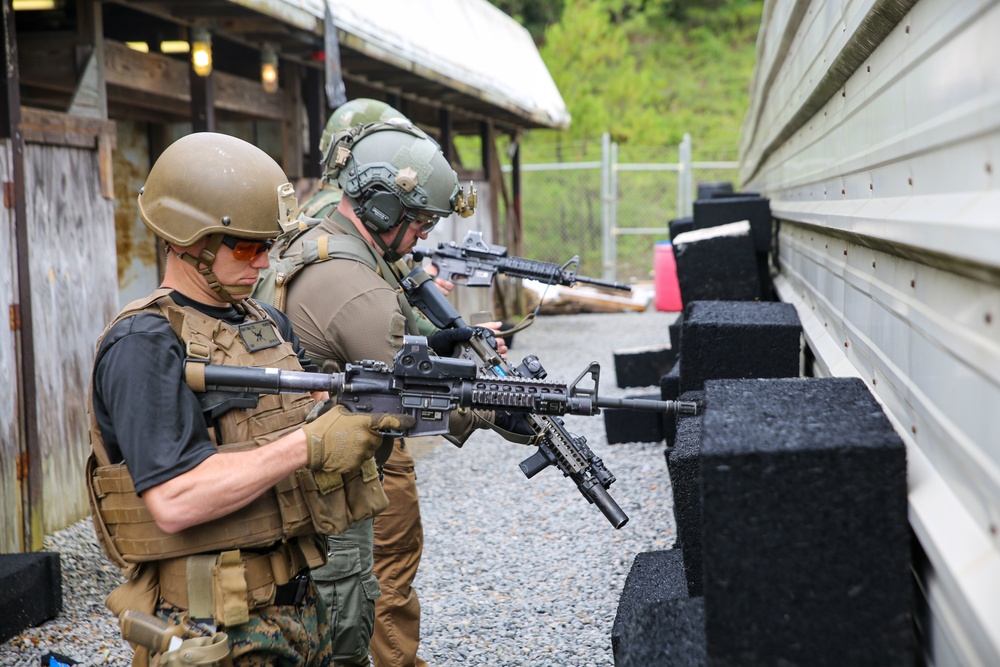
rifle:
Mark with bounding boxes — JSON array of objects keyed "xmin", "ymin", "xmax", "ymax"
[
  {"xmin": 398, "ymin": 268, "xmax": 698, "ymax": 529},
  {"xmin": 187, "ymin": 337, "xmax": 692, "ymax": 441},
  {"xmin": 412, "ymin": 230, "xmax": 632, "ymax": 291}
]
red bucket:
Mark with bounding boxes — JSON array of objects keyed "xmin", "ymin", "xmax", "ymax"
[{"xmin": 654, "ymin": 241, "xmax": 682, "ymax": 312}]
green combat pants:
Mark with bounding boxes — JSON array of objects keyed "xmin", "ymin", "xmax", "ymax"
[{"xmin": 312, "ymin": 518, "xmax": 382, "ymax": 666}]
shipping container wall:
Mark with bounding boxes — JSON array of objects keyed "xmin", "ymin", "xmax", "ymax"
[{"xmin": 740, "ymin": 1, "xmax": 1000, "ymax": 664}]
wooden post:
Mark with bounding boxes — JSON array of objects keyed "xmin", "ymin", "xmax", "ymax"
[
  {"xmin": 190, "ymin": 71, "xmax": 215, "ymax": 133},
  {"xmin": 1, "ymin": 0, "xmax": 43, "ymax": 552}
]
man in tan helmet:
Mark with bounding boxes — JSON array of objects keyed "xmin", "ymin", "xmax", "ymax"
[
  {"xmin": 86, "ymin": 131, "xmax": 411, "ymax": 666},
  {"xmin": 277, "ymin": 110, "xmax": 517, "ymax": 667}
]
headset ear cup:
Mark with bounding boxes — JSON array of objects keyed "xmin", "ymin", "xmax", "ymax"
[{"xmin": 359, "ymin": 191, "xmax": 405, "ymax": 233}]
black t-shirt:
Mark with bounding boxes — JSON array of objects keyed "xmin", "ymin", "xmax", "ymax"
[{"xmin": 92, "ymin": 292, "xmax": 313, "ymax": 495}]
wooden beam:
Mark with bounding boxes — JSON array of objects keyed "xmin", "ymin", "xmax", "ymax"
[
  {"xmin": 103, "ymin": 40, "xmax": 287, "ymax": 121},
  {"xmin": 19, "ymin": 107, "xmax": 117, "ymax": 149}
]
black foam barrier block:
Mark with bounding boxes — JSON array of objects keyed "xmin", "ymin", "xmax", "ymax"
[
  {"xmin": 680, "ymin": 300, "xmax": 800, "ymax": 394},
  {"xmin": 700, "ymin": 377, "xmax": 913, "ymax": 666},
  {"xmin": 659, "ymin": 360, "xmax": 681, "ymax": 449},
  {"xmin": 710, "ymin": 190, "xmax": 760, "ymax": 199},
  {"xmin": 612, "ymin": 550, "xmax": 706, "ymax": 667},
  {"xmin": 669, "ymin": 216, "xmax": 694, "ymax": 241},
  {"xmin": 614, "ymin": 345, "xmax": 677, "ymax": 388},
  {"xmin": 666, "ymin": 390, "xmax": 705, "ymax": 597},
  {"xmin": 668, "ymin": 314, "xmax": 683, "ymax": 351},
  {"xmin": 673, "ymin": 222, "xmax": 760, "ymax": 304},
  {"xmin": 693, "ymin": 196, "xmax": 772, "ymax": 253},
  {"xmin": 0, "ymin": 552, "xmax": 62, "ymax": 643},
  {"xmin": 696, "ymin": 181, "xmax": 733, "ymax": 200},
  {"xmin": 604, "ymin": 392, "xmax": 664, "ymax": 444}
]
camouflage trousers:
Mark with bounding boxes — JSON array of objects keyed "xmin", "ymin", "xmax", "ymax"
[
  {"xmin": 312, "ymin": 518, "xmax": 381, "ymax": 666},
  {"xmin": 156, "ymin": 579, "xmax": 336, "ymax": 666}
]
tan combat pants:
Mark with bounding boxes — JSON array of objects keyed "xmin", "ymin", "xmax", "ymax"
[{"xmin": 370, "ymin": 440, "xmax": 427, "ymax": 667}]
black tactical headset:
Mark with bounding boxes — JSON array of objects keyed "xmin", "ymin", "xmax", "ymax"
[{"xmin": 355, "ymin": 186, "xmax": 405, "ymax": 234}]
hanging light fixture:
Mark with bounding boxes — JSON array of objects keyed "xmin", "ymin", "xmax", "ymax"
[
  {"xmin": 190, "ymin": 27, "xmax": 213, "ymax": 77},
  {"xmin": 261, "ymin": 45, "xmax": 279, "ymax": 94}
]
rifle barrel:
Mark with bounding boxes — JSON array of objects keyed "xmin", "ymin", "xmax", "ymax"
[
  {"xmin": 573, "ymin": 274, "xmax": 633, "ymax": 292},
  {"xmin": 196, "ymin": 364, "xmax": 344, "ymax": 395},
  {"xmin": 595, "ymin": 397, "xmax": 699, "ymax": 415}
]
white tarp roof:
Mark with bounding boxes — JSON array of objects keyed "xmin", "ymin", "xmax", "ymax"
[{"xmin": 272, "ymin": 0, "xmax": 570, "ymax": 129}]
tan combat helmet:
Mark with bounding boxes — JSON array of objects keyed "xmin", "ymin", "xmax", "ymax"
[{"xmin": 138, "ymin": 132, "xmax": 297, "ymax": 302}]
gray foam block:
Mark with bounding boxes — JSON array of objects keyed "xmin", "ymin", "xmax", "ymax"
[
  {"xmin": 673, "ymin": 221, "xmax": 760, "ymax": 304},
  {"xmin": 0, "ymin": 552, "xmax": 62, "ymax": 643},
  {"xmin": 693, "ymin": 195, "xmax": 772, "ymax": 253},
  {"xmin": 680, "ymin": 300, "xmax": 801, "ymax": 393},
  {"xmin": 614, "ymin": 345, "xmax": 677, "ymax": 388},
  {"xmin": 612, "ymin": 549, "xmax": 706, "ymax": 667},
  {"xmin": 604, "ymin": 392, "xmax": 665, "ymax": 444},
  {"xmin": 669, "ymin": 216, "xmax": 694, "ymax": 241},
  {"xmin": 666, "ymin": 390, "xmax": 705, "ymax": 597},
  {"xmin": 659, "ymin": 360, "xmax": 681, "ymax": 448},
  {"xmin": 700, "ymin": 377, "xmax": 913, "ymax": 666}
]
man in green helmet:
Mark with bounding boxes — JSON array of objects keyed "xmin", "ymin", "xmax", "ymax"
[
  {"xmin": 278, "ymin": 103, "xmax": 515, "ymax": 667},
  {"xmin": 86, "ymin": 132, "xmax": 411, "ymax": 666}
]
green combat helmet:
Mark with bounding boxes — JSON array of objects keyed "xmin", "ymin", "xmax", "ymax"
[
  {"xmin": 138, "ymin": 132, "xmax": 297, "ymax": 302},
  {"xmin": 322, "ymin": 119, "xmax": 476, "ymax": 260},
  {"xmin": 303, "ymin": 98, "xmax": 408, "ymax": 219},
  {"xmin": 323, "ymin": 118, "xmax": 476, "ymax": 261},
  {"xmin": 318, "ymin": 98, "xmax": 406, "ymax": 176}
]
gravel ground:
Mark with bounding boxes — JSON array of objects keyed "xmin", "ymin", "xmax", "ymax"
[{"xmin": 0, "ymin": 308, "xmax": 679, "ymax": 667}]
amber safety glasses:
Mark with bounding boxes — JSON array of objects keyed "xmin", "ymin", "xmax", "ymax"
[{"xmin": 220, "ymin": 235, "xmax": 275, "ymax": 260}]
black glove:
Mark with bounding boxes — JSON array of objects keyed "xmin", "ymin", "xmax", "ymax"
[
  {"xmin": 492, "ymin": 410, "xmax": 535, "ymax": 436},
  {"xmin": 427, "ymin": 326, "xmax": 474, "ymax": 356}
]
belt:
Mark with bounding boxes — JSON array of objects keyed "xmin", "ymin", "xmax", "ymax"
[{"xmin": 158, "ymin": 539, "xmax": 323, "ymax": 616}]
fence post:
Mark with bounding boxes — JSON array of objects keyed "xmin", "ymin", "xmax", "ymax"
[
  {"xmin": 601, "ymin": 132, "xmax": 613, "ymax": 281},
  {"xmin": 608, "ymin": 140, "xmax": 619, "ymax": 282},
  {"xmin": 678, "ymin": 133, "xmax": 693, "ymax": 217}
]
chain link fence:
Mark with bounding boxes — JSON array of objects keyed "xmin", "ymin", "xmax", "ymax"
[{"xmin": 503, "ymin": 134, "xmax": 740, "ymax": 284}]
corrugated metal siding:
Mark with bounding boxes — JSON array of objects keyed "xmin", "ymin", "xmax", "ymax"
[
  {"xmin": 24, "ymin": 144, "xmax": 118, "ymax": 534},
  {"xmin": 741, "ymin": 1, "xmax": 1000, "ymax": 664},
  {"xmin": 0, "ymin": 141, "xmax": 23, "ymax": 553}
]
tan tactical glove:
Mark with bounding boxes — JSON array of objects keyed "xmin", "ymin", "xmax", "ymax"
[{"xmin": 302, "ymin": 404, "xmax": 414, "ymax": 473}]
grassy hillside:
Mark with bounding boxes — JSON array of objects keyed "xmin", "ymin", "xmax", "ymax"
[
  {"xmin": 490, "ymin": 0, "xmax": 764, "ymax": 162},
  {"xmin": 460, "ymin": 1, "xmax": 765, "ymax": 289}
]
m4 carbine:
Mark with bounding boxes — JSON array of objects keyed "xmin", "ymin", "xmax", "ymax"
[
  {"xmin": 187, "ymin": 335, "xmax": 694, "ymax": 529},
  {"xmin": 413, "ymin": 230, "xmax": 632, "ymax": 292},
  {"xmin": 186, "ymin": 336, "xmax": 688, "ymax": 441},
  {"xmin": 398, "ymin": 268, "xmax": 698, "ymax": 529}
]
